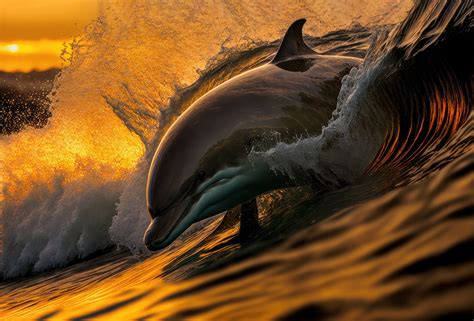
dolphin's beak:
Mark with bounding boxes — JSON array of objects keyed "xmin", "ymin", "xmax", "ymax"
[{"xmin": 143, "ymin": 207, "xmax": 183, "ymax": 251}]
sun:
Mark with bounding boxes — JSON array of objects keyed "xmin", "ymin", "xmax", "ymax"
[
  {"xmin": 4, "ymin": 43, "xmax": 20, "ymax": 53},
  {"xmin": 6, "ymin": 44, "xmax": 20, "ymax": 53}
]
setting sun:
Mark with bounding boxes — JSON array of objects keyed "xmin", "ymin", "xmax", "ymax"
[
  {"xmin": 0, "ymin": 0, "xmax": 99, "ymax": 72},
  {"xmin": 0, "ymin": 40, "xmax": 71, "ymax": 72},
  {"xmin": 4, "ymin": 43, "xmax": 19, "ymax": 53}
]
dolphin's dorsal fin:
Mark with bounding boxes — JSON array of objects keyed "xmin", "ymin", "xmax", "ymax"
[{"xmin": 271, "ymin": 18, "xmax": 316, "ymax": 64}]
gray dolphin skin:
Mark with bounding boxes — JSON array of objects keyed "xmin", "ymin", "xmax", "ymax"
[{"xmin": 144, "ymin": 19, "xmax": 362, "ymax": 250}]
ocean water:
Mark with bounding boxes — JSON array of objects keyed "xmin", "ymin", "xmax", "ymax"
[{"xmin": 1, "ymin": 0, "xmax": 473, "ymax": 319}]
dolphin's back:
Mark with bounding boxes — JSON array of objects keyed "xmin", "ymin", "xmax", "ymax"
[
  {"xmin": 185, "ymin": 54, "xmax": 360, "ymax": 140},
  {"xmin": 148, "ymin": 54, "xmax": 360, "ymax": 212},
  {"xmin": 174, "ymin": 54, "xmax": 362, "ymax": 162}
]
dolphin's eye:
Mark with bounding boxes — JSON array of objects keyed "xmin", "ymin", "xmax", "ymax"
[{"xmin": 197, "ymin": 171, "xmax": 206, "ymax": 181}]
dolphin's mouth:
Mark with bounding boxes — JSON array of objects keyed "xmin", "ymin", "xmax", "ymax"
[
  {"xmin": 144, "ymin": 165, "xmax": 278, "ymax": 251},
  {"xmin": 143, "ymin": 214, "xmax": 180, "ymax": 250},
  {"xmin": 143, "ymin": 179, "xmax": 234, "ymax": 251},
  {"xmin": 144, "ymin": 168, "xmax": 247, "ymax": 251},
  {"xmin": 144, "ymin": 198, "xmax": 193, "ymax": 250}
]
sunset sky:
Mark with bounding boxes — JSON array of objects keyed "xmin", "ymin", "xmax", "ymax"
[{"xmin": 0, "ymin": 0, "xmax": 99, "ymax": 72}]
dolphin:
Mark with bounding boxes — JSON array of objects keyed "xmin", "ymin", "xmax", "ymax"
[{"xmin": 144, "ymin": 19, "xmax": 362, "ymax": 250}]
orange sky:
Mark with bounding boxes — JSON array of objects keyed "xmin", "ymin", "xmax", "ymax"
[{"xmin": 0, "ymin": 0, "xmax": 99, "ymax": 72}]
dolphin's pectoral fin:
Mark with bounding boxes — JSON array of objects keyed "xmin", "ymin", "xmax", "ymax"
[
  {"xmin": 271, "ymin": 18, "xmax": 316, "ymax": 64},
  {"xmin": 238, "ymin": 198, "xmax": 260, "ymax": 241},
  {"xmin": 211, "ymin": 206, "xmax": 241, "ymax": 236},
  {"xmin": 210, "ymin": 199, "xmax": 260, "ymax": 244}
]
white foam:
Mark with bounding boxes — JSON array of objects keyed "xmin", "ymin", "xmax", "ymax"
[
  {"xmin": 2, "ymin": 175, "xmax": 122, "ymax": 278},
  {"xmin": 249, "ymin": 55, "xmax": 387, "ymax": 187},
  {"xmin": 109, "ymin": 158, "xmax": 150, "ymax": 254}
]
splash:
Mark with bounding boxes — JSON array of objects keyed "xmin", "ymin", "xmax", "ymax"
[{"xmin": 1, "ymin": 0, "xmax": 412, "ymax": 277}]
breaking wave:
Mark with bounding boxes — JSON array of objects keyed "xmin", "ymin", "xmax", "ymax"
[{"xmin": 1, "ymin": 0, "xmax": 472, "ymax": 279}]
